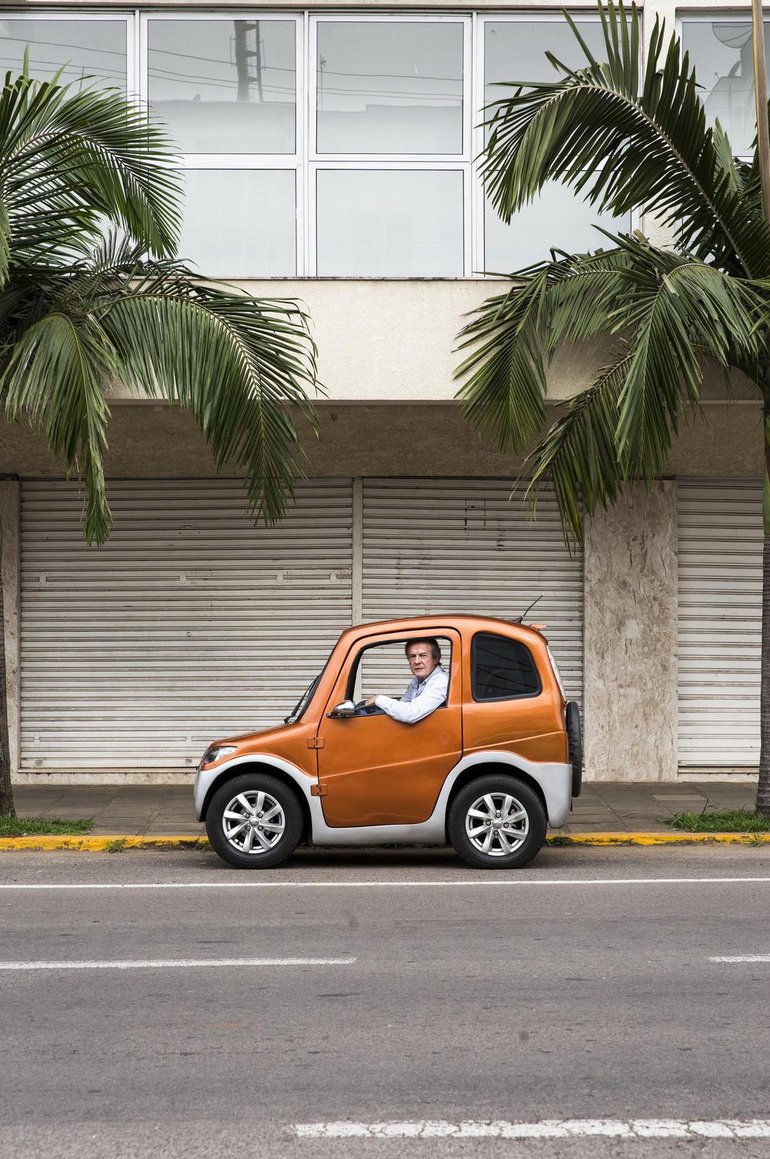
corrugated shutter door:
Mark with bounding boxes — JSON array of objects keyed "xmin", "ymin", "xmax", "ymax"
[
  {"xmin": 20, "ymin": 479, "xmax": 353, "ymax": 770},
  {"xmin": 678, "ymin": 480, "xmax": 762, "ymax": 767},
  {"xmin": 362, "ymin": 479, "xmax": 583, "ymax": 700}
]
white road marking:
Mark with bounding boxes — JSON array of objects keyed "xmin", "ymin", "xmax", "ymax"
[
  {"xmin": 0, "ymin": 957, "xmax": 355, "ymax": 971},
  {"xmin": 294, "ymin": 1119, "xmax": 770, "ymax": 1140},
  {"xmin": 710, "ymin": 955, "xmax": 770, "ymax": 963},
  {"xmin": 1, "ymin": 876, "xmax": 770, "ymax": 891}
]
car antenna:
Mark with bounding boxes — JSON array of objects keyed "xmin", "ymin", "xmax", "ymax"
[{"xmin": 514, "ymin": 595, "xmax": 543, "ymax": 624}]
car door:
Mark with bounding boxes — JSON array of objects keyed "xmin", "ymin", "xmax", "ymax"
[{"xmin": 316, "ymin": 629, "xmax": 462, "ymax": 827}]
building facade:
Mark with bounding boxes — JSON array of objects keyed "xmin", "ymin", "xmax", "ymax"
[{"xmin": 0, "ymin": 0, "xmax": 763, "ymax": 784}]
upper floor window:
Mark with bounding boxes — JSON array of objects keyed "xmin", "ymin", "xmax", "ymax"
[
  {"xmin": 680, "ymin": 17, "xmax": 767, "ymax": 159},
  {"xmin": 6, "ymin": 10, "xmax": 633, "ymax": 279},
  {"xmin": 0, "ymin": 15, "xmax": 127, "ymax": 89}
]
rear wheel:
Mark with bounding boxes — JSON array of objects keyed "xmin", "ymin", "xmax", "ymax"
[
  {"xmin": 206, "ymin": 773, "xmax": 303, "ymax": 869},
  {"xmin": 566, "ymin": 701, "xmax": 583, "ymax": 798},
  {"xmin": 448, "ymin": 775, "xmax": 546, "ymax": 870}
]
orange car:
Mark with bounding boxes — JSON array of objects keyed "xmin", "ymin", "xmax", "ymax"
[{"xmin": 194, "ymin": 615, "xmax": 582, "ymax": 870}]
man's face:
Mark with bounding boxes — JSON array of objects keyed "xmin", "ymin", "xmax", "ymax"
[{"xmin": 406, "ymin": 643, "xmax": 438, "ymax": 682}]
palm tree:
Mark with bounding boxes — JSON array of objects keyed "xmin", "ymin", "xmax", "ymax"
[
  {"xmin": 0, "ymin": 70, "xmax": 317, "ymax": 817},
  {"xmin": 454, "ymin": 0, "xmax": 770, "ymax": 813}
]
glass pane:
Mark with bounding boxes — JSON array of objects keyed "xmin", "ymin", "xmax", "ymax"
[
  {"xmin": 317, "ymin": 170, "xmax": 463, "ymax": 276},
  {"xmin": 484, "ymin": 19, "xmax": 605, "ymax": 109},
  {"xmin": 180, "ymin": 170, "xmax": 296, "ymax": 277},
  {"xmin": 472, "ymin": 633, "xmax": 539, "ymax": 700},
  {"xmin": 484, "ymin": 183, "xmax": 631, "ymax": 272},
  {"xmin": 148, "ymin": 19, "xmax": 296, "ymax": 154},
  {"xmin": 681, "ymin": 20, "xmax": 767, "ymax": 157},
  {"xmin": 0, "ymin": 18, "xmax": 126, "ymax": 89},
  {"xmin": 316, "ymin": 21, "xmax": 464, "ymax": 154}
]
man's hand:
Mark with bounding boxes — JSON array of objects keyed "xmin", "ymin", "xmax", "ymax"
[{"xmin": 364, "ymin": 695, "xmax": 378, "ymax": 707}]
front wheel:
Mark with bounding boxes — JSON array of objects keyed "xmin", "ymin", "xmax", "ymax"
[
  {"xmin": 206, "ymin": 773, "xmax": 303, "ymax": 869},
  {"xmin": 448, "ymin": 775, "xmax": 546, "ymax": 870}
]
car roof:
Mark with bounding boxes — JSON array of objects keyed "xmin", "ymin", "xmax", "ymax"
[{"xmin": 336, "ymin": 614, "xmax": 546, "ymax": 647}]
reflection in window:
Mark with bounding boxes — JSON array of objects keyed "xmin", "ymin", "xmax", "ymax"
[
  {"xmin": 681, "ymin": 20, "xmax": 768, "ymax": 157},
  {"xmin": 472, "ymin": 633, "xmax": 540, "ymax": 700},
  {"xmin": 148, "ymin": 19, "xmax": 296, "ymax": 153},
  {"xmin": 316, "ymin": 21, "xmax": 464, "ymax": 154},
  {"xmin": 0, "ymin": 19, "xmax": 127, "ymax": 89},
  {"xmin": 317, "ymin": 169, "xmax": 464, "ymax": 276},
  {"xmin": 180, "ymin": 169, "xmax": 296, "ymax": 277}
]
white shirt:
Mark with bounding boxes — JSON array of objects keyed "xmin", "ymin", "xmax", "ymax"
[{"xmin": 374, "ymin": 665, "xmax": 449, "ymax": 724}]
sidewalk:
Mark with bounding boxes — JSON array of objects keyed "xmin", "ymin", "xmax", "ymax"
[{"xmin": 2, "ymin": 779, "xmax": 764, "ymax": 848}]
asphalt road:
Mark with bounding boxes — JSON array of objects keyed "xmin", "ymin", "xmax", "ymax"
[{"xmin": 1, "ymin": 844, "xmax": 770, "ymax": 1159}]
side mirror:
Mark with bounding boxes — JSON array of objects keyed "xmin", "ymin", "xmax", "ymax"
[{"xmin": 328, "ymin": 700, "xmax": 356, "ymax": 719}]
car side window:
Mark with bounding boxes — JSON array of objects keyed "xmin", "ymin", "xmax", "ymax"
[
  {"xmin": 472, "ymin": 633, "xmax": 540, "ymax": 701},
  {"xmin": 349, "ymin": 637, "xmax": 452, "ymax": 703}
]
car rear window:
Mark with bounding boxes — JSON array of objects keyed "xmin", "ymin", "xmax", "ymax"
[{"xmin": 471, "ymin": 632, "xmax": 540, "ymax": 701}]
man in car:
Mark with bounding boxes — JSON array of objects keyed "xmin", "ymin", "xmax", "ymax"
[{"xmin": 364, "ymin": 637, "xmax": 448, "ymax": 724}]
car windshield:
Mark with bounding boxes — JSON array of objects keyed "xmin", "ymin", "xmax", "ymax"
[{"xmin": 283, "ymin": 672, "xmax": 322, "ymax": 725}]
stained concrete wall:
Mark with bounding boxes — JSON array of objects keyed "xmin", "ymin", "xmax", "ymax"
[{"xmin": 583, "ymin": 482, "xmax": 678, "ymax": 782}]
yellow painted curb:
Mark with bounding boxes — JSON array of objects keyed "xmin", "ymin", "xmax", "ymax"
[
  {"xmin": 0, "ymin": 835, "xmax": 209, "ymax": 851},
  {"xmin": 547, "ymin": 831, "xmax": 770, "ymax": 846},
  {"xmin": 0, "ymin": 831, "xmax": 769, "ymax": 851}
]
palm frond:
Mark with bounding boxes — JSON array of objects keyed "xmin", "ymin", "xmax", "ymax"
[
  {"xmin": 0, "ymin": 72, "xmax": 181, "ymax": 262},
  {"xmin": 95, "ymin": 271, "xmax": 318, "ymax": 525},
  {"xmin": 603, "ymin": 237, "xmax": 765, "ymax": 477},
  {"xmin": 455, "ymin": 246, "xmax": 632, "ymax": 451},
  {"xmin": 0, "ymin": 196, "xmax": 8, "ymax": 287},
  {"xmin": 0, "ymin": 311, "xmax": 113, "ymax": 542},
  {"xmin": 455, "ymin": 260, "xmax": 571, "ymax": 451},
  {"xmin": 524, "ymin": 358, "xmax": 630, "ymax": 543}
]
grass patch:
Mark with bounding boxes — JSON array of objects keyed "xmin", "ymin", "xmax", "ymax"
[
  {"xmin": 668, "ymin": 807, "xmax": 770, "ymax": 833},
  {"xmin": 104, "ymin": 837, "xmax": 128, "ymax": 853},
  {"xmin": 0, "ymin": 816, "xmax": 94, "ymax": 837}
]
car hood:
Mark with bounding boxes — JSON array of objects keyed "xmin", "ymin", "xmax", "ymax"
[{"xmin": 214, "ymin": 720, "xmax": 305, "ymax": 754}]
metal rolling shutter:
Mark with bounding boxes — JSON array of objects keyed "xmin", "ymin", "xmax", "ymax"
[
  {"xmin": 678, "ymin": 479, "xmax": 762, "ymax": 767},
  {"xmin": 361, "ymin": 479, "xmax": 583, "ymax": 700},
  {"xmin": 20, "ymin": 479, "xmax": 353, "ymax": 770}
]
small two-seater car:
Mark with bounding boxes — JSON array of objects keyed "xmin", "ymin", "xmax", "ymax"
[{"xmin": 194, "ymin": 614, "xmax": 582, "ymax": 870}]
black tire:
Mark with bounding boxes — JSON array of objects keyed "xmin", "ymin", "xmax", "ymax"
[
  {"xmin": 566, "ymin": 701, "xmax": 583, "ymax": 798},
  {"xmin": 448, "ymin": 775, "xmax": 547, "ymax": 870},
  {"xmin": 206, "ymin": 772, "xmax": 303, "ymax": 869}
]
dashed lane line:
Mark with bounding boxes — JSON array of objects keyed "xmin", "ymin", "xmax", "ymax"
[
  {"xmin": 293, "ymin": 1119, "xmax": 770, "ymax": 1140},
  {"xmin": 710, "ymin": 955, "xmax": 770, "ymax": 963}
]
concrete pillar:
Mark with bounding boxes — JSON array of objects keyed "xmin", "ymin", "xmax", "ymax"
[
  {"xmin": 0, "ymin": 478, "xmax": 20, "ymax": 780},
  {"xmin": 583, "ymin": 481, "xmax": 678, "ymax": 781}
]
